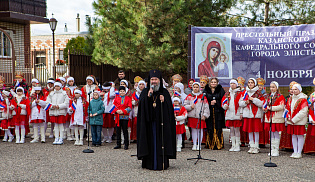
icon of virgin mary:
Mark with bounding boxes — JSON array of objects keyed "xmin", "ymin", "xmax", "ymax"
[{"xmin": 198, "ymin": 41, "xmax": 221, "ymax": 77}]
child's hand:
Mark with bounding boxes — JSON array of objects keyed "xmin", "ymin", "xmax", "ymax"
[
  {"xmin": 93, "ymin": 113, "xmax": 97, "ymax": 116},
  {"xmin": 191, "ymin": 104, "xmax": 195, "ymax": 109},
  {"xmin": 116, "ymin": 110, "xmax": 123, "ymax": 114},
  {"xmin": 201, "ymin": 116, "xmax": 206, "ymax": 120},
  {"xmin": 90, "ymin": 114, "xmax": 93, "ymax": 117},
  {"xmin": 35, "ymin": 100, "xmax": 40, "ymax": 104},
  {"xmin": 69, "ymin": 108, "xmax": 73, "ymax": 112}
]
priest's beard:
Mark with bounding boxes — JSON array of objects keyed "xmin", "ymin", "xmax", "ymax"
[{"xmin": 153, "ymin": 84, "xmax": 160, "ymax": 92}]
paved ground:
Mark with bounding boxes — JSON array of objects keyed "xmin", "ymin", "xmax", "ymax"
[{"xmin": 0, "ymin": 130, "xmax": 315, "ymax": 182}]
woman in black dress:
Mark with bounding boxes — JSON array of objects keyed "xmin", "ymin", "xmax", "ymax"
[{"xmin": 204, "ymin": 77, "xmax": 226, "ymax": 150}]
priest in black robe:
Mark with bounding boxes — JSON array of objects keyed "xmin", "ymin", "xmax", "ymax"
[{"xmin": 137, "ymin": 69, "xmax": 176, "ymax": 170}]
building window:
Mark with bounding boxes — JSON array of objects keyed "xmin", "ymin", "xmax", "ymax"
[
  {"xmin": 35, "ymin": 50, "xmax": 46, "ymax": 66},
  {"xmin": 59, "ymin": 49, "xmax": 64, "ymax": 61},
  {"xmin": 0, "ymin": 31, "xmax": 12, "ymax": 58}
]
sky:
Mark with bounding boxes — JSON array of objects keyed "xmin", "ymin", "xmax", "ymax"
[{"xmin": 31, "ymin": 0, "xmax": 96, "ymax": 36}]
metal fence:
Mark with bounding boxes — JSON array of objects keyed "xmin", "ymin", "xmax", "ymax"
[{"xmin": 68, "ymin": 53, "xmax": 147, "ymax": 86}]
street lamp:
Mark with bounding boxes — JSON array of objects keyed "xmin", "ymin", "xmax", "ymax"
[{"xmin": 49, "ymin": 14, "xmax": 57, "ymax": 79}]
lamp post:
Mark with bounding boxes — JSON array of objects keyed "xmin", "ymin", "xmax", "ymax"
[{"xmin": 49, "ymin": 15, "xmax": 57, "ymax": 79}]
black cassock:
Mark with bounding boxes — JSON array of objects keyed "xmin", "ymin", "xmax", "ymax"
[{"xmin": 137, "ymin": 87, "xmax": 176, "ymax": 170}]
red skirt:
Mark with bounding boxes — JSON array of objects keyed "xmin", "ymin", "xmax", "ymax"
[
  {"xmin": 13, "ymin": 115, "xmax": 27, "ymax": 126},
  {"xmin": 50, "ymin": 115, "xmax": 66, "ymax": 124},
  {"xmin": 226, "ymin": 120, "xmax": 242, "ymax": 127},
  {"xmin": 30, "ymin": 119, "xmax": 45, "ymax": 124},
  {"xmin": 243, "ymin": 118, "xmax": 263, "ymax": 133},
  {"xmin": 287, "ymin": 124, "xmax": 306, "ymax": 135},
  {"xmin": 279, "ymin": 128, "xmax": 293, "ymax": 150},
  {"xmin": 187, "ymin": 118, "xmax": 206, "ymax": 129},
  {"xmin": 130, "ymin": 117, "xmax": 137, "ymax": 140},
  {"xmin": 0, "ymin": 119, "xmax": 9, "ymax": 130},
  {"xmin": 264, "ymin": 123, "xmax": 285, "ymax": 132},
  {"xmin": 304, "ymin": 125, "xmax": 315, "ymax": 154},
  {"xmin": 102, "ymin": 113, "xmax": 115, "ymax": 128},
  {"xmin": 176, "ymin": 124, "xmax": 186, "ymax": 134},
  {"xmin": 8, "ymin": 118, "xmax": 14, "ymax": 128}
]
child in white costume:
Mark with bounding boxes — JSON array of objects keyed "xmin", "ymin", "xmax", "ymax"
[
  {"xmin": 173, "ymin": 97, "xmax": 187, "ymax": 152},
  {"xmin": 29, "ymin": 86, "xmax": 47, "ymax": 143},
  {"xmin": 102, "ymin": 82, "xmax": 116, "ymax": 143},
  {"xmin": 184, "ymin": 82, "xmax": 210, "ymax": 151},
  {"xmin": 222, "ymin": 79, "xmax": 243, "ymax": 152},
  {"xmin": 68, "ymin": 90, "xmax": 88, "ymax": 145},
  {"xmin": 46, "ymin": 81, "xmax": 70, "ymax": 145}
]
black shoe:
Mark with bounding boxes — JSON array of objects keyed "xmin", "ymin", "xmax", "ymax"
[
  {"xmin": 124, "ymin": 145, "xmax": 129, "ymax": 150},
  {"xmin": 259, "ymin": 144, "xmax": 266, "ymax": 148},
  {"xmin": 114, "ymin": 145, "xmax": 121, "ymax": 149}
]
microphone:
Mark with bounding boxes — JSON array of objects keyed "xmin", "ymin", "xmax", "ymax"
[
  {"xmin": 88, "ymin": 90, "xmax": 93, "ymax": 95},
  {"xmin": 149, "ymin": 85, "xmax": 154, "ymax": 97},
  {"xmin": 201, "ymin": 93, "xmax": 206, "ymax": 100}
]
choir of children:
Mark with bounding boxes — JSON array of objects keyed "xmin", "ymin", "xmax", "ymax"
[{"xmin": 1, "ymin": 71, "xmax": 315, "ymax": 160}]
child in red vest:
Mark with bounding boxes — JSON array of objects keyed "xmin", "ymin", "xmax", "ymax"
[
  {"xmin": 11, "ymin": 87, "xmax": 30, "ymax": 144},
  {"xmin": 0, "ymin": 90, "xmax": 14, "ymax": 142},
  {"xmin": 111, "ymin": 86, "xmax": 132, "ymax": 150}
]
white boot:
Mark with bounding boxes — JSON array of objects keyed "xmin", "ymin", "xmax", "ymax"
[
  {"xmin": 252, "ymin": 142, "xmax": 259, "ymax": 154},
  {"xmin": 177, "ymin": 140, "xmax": 182, "ymax": 152},
  {"xmin": 57, "ymin": 138, "xmax": 64, "ymax": 145},
  {"xmin": 102, "ymin": 136, "xmax": 108, "ymax": 143},
  {"xmin": 53, "ymin": 138, "xmax": 59, "ymax": 145},
  {"xmin": 196, "ymin": 144, "xmax": 201, "ymax": 151},
  {"xmin": 192, "ymin": 145, "xmax": 197, "ymax": 151},
  {"xmin": 248, "ymin": 142, "xmax": 254, "ymax": 153},
  {"xmin": 40, "ymin": 126, "xmax": 46, "ymax": 143},
  {"xmin": 63, "ymin": 130, "xmax": 67, "ymax": 139},
  {"xmin": 30, "ymin": 127, "xmax": 39, "ymax": 143},
  {"xmin": 15, "ymin": 130, "xmax": 20, "ymax": 144},
  {"xmin": 271, "ymin": 138, "xmax": 280, "ymax": 157},
  {"xmin": 268, "ymin": 139, "xmax": 274, "ymax": 156},
  {"xmin": 79, "ymin": 129, "xmax": 84, "ymax": 145},
  {"xmin": 20, "ymin": 128, "xmax": 25, "ymax": 143},
  {"xmin": 74, "ymin": 127, "xmax": 79, "ymax": 145},
  {"xmin": 8, "ymin": 135, "xmax": 14, "ymax": 142},
  {"xmin": 66, "ymin": 128, "xmax": 73, "ymax": 141},
  {"xmin": 234, "ymin": 137, "xmax": 241, "ymax": 152},
  {"xmin": 2, "ymin": 131, "xmax": 8, "ymax": 142},
  {"xmin": 229, "ymin": 136, "xmax": 236, "ymax": 152},
  {"xmin": 106, "ymin": 137, "xmax": 112, "ymax": 143}
]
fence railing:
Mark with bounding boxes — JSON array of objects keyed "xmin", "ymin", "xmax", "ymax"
[{"xmin": 68, "ymin": 53, "xmax": 147, "ymax": 86}]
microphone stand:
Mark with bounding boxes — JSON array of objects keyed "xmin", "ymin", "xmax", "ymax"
[
  {"xmin": 188, "ymin": 93, "xmax": 216, "ymax": 165},
  {"xmin": 83, "ymin": 91, "xmax": 94, "ymax": 153},
  {"xmin": 161, "ymin": 100, "xmax": 165, "ymax": 171},
  {"xmin": 264, "ymin": 96, "xmax": 277, "ymax": 167}
]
